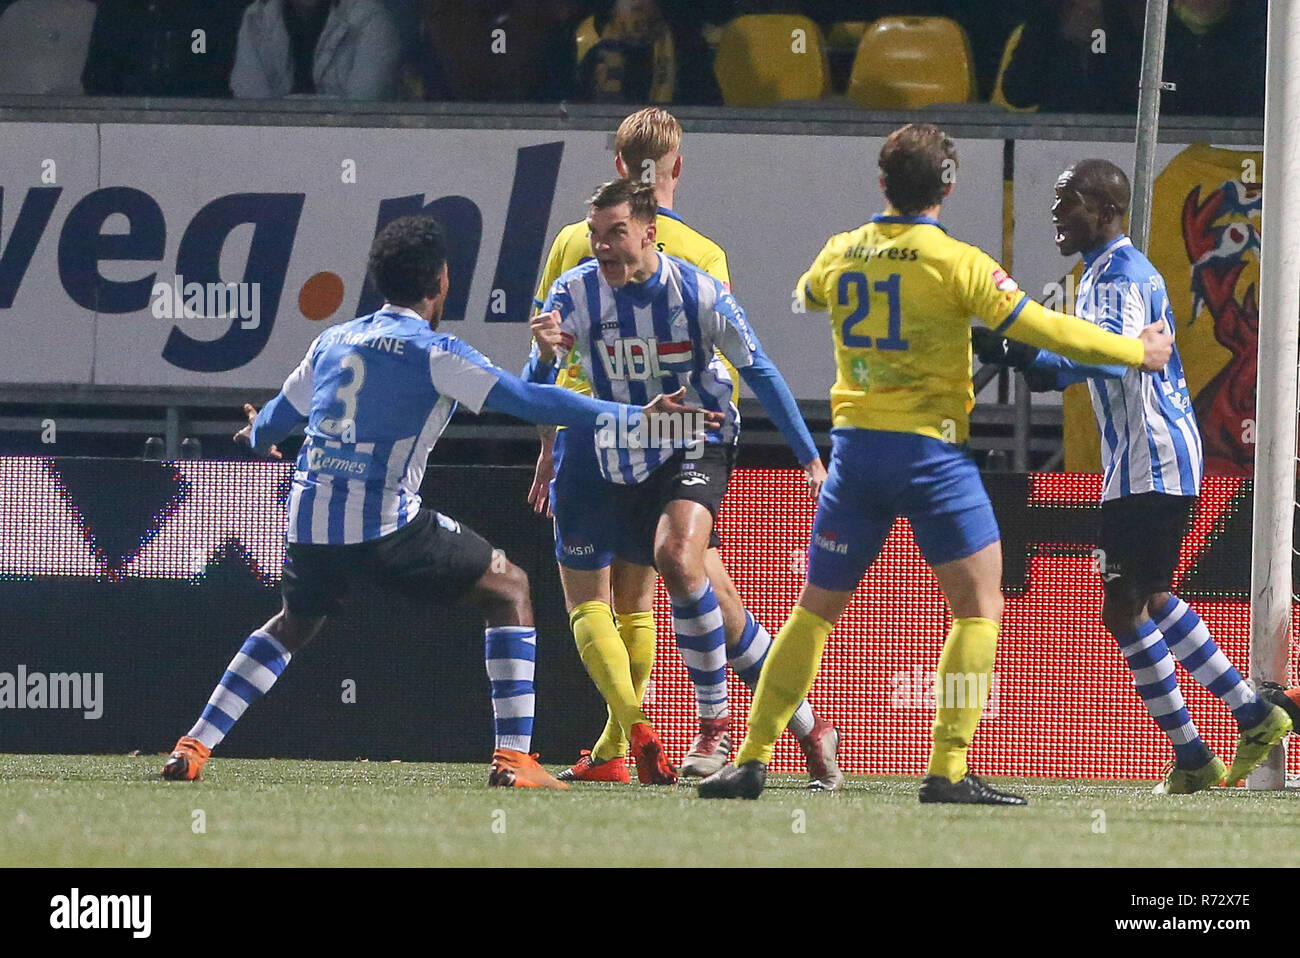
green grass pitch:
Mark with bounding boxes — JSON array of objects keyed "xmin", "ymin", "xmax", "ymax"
[{"xmin": 1, "ymin": 754, "xmax": 1295, "ymax": 867}]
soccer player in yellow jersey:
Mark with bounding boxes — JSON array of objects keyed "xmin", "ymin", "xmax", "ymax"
[
  {"xmin": 701, "ymin": 123, "xmax": 1174, "ymax": 803},
  {"xmin": 527, "ymin": 108, "xmax": 842, "ymax": 788}
]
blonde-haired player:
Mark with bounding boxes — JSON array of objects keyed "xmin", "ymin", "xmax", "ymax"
[{"xmin": 528, "ymin": 108, "xmax": 842, "ymax": 788}]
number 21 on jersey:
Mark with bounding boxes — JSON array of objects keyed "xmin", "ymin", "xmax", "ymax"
[{"xmin": 837, "ymin": 272, "xmax": 907, "ymax": 351}]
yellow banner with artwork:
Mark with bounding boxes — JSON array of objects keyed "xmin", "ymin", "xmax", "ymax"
[{"xmin": 1064, "ymin": 143, "xmax": 1262, "ymax": 476}]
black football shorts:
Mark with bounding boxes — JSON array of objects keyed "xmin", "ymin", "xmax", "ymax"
[
  {"xmin": 281, "ymin": 508, "xmax": 496, "ymax": 617},
  {"xmin": 619, "ymin": 443, "xmax": 733, "ymax": 566},
  {"xmin": 1096, "ymin": 492, "xmax": 1196, "ymax": 600}
]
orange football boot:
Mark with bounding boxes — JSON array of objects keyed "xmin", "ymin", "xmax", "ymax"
[
  {"xmin": 488, "ymin": 749, "xmax": 569, "ymax": 789},
  {"xmin": 629, "ymin": 723, "xmax": 677, "ymax": 785},
  {"xmin": 556, "ymin": 749, "xmax": 632, "ymax": 783},
  {"xmin": 161, "ymin": 736, "xmax": 211, "ymax": 781}
]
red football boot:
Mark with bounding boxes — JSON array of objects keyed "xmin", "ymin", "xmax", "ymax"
[
  {"xmin": 629, "ymin": 723, "xmax": 677, "ymax": 785},
  {"xmin": 556, "ymin": 749, "xmax": 632, "ymax": 783}
]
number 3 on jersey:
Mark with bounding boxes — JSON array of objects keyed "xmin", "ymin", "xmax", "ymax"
[
  {"xmin": 321, "ymin": 353, "xmax": 365, "ymax": 441},
  {"xmin": 838, "ymin": 272, "xmax": 907, "ymax": 351}
]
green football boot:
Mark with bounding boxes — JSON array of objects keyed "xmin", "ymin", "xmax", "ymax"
[
  {"xmin": 1224, "ymin": 704, "xmax": 1294, "ymax": 786},
  {"xmin": 1152, "ymin": 755, "xmax": 1226, "ymax": 795}
]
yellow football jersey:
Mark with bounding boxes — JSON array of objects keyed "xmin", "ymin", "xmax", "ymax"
[
  {"xmin": 797, "ymin": 213, "xmax": 1144, "ymax": 442},
  {"xmin": 532, "ymin": 207, "xmax": 736, "ymax": 401}
]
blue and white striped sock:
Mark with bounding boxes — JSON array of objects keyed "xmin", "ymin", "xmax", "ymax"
[
  {"xmin": 1118, "ymin": 619, "xmax": 1212, "ymax": 767},
  {"xmin": 485, "ymin": 626, "xmax": 536, "ymax": 753},
  {"xmin": 187, "ymin": 630, "xmax": 292, "ymax": 751},
  {"xmin": 729, "ymin": 610, "xmax": 815, "ymax": 737},
  {"xmin": 1155, "ymin": 595, "xmax": 1269, "ymax": 728},
  {"xmin": 672, "ymin": 580, "xmax": 729, "ymax": 720}
]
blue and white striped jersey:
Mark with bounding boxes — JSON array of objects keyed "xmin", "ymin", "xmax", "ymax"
[
  {"xmin": 1033, "ymin": 235, "xmax": 1203, "ymax": 501},
  {"xmin": 253, "ymin": 306, "xmax": 503, "ymax": 545},
  {"xmin": 529, "ymin": 253, "xmax": 762, "ymax": 485}
]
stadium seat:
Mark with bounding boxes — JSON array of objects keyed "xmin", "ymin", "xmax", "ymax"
[
  {"xmin": 990, "ymin": 23, "xmax": 1035, "ymax": 112},
  {"xmin": 575, "ymin": 15, "xmax": 600, "ymax": 66},
  {"xmin": 713, "ymin": 15, "xmax": 829, "ymax": 107},
  {"xmin": 0, "ymin": 0, "xmax": 96, "ymax": 95},
  {"xmin": 846, "ymin": 16, "xmax": 973, "ymax": 110}
]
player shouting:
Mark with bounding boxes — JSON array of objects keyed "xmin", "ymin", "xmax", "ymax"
[
  {"xmin": 701, "ymin": 124, "xmax": 1174, "ymax": 803},
  {"xmin": 161, "ymin": 215, "xmax": 718, "ymax": 789},
  {"xmin": 527, "ymin": 107, "xmax": 842, "ymax": 788},
  {"xmin": 525, "ymin": 178, "xmax": 826, "ymax": 786},
  {"xmin": 973, "ymin": 158, "xmax": 1291, "ymax": 793}
]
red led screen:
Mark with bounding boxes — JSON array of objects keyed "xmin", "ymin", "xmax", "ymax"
[
  {"xmin": 2, "ymin": 457, "xmax": 1295, "ymax": 778},
  {"xmin": 644, "ymin": 471, "xmax": 1300, "ymax": 780}
]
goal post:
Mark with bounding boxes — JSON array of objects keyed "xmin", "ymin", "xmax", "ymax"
[{"xmin": 1248, "ymin": 0, "xmax": 1300, "ymax": 789}]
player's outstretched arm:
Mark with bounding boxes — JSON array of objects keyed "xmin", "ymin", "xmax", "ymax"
[
  {"xmin": 1026, "ymin": 349, "xmax": 1127, "ymax": 391},
  {"xmin": 484, "ymin": 374, "xmax": 724, "ymax": 436},
  {"xmin": 736, "ymin": 353, "xmax": 824, "ymax": 494},
  {"xmin": 715, "ymin": 281, "xmax": 825, "ymax": 494},
  {"xmin": 241, "ymin": 344, "xmax": 314, "ymax": 456},
  {"xmin": 237, "ymin": 402, "xmax": 289, "ymax": 459},
  {"xmin": 993, "ymin": 297, "xmax": 1170, "ymax": 372},
  {"xmin": 972, "ymin": 327, "xmax": 1125, "ymax": 392}
]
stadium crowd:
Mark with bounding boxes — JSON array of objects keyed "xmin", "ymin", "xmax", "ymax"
[{"xmin": 0, "ymin": 0, "xmax": 1266, "ymax": 114}]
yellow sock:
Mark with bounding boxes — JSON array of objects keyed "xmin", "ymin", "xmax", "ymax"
[
  {"xmin": 736, "ymin": 605, "xmax": 833, "ymax": 766},
  {"xmin": 927, "ymin": 617, "xmax": 999, "ymax": 783},
  {"xmin": 592, "ymin": 611, "xmax": 657, "ymax": 761},
  {"xmin": 571, "ymin": 601, "xmax": 649, "ymax": 740}
]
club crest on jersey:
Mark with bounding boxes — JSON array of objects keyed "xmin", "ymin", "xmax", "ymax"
[
  {"xmin": 597, "ymin": 336, "xmax": 693, "ymax": 381},
  {"xmin": 991, "ymin": 268, "xmax": 1019, "ymax": 293}
]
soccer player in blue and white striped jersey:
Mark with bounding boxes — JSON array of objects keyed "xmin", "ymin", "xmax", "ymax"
[
  {"xmin": 161, "ymin": 215, "xmax": 718, "ymax": 789},
  {"xmin": 976, "ymin": 159, "xmax": 1291, "ymax": 793},
  {"xmin": 527, "ymin": 109, "xmax": 842, "ymax": 790},
  {"xmin": 525, "ymin": 179, "xmax": 825, "ymax": 785}
]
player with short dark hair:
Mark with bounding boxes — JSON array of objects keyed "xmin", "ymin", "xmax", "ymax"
[
  {"xmin": 876, "ymin": 123, "xmax": 959, "ymax": 214},
  {"xmin": 974, "ymin": 157, "xmax": 1292, "ymax": 793},
  {"xmin": 161, "ymin": 215, "xmax": 716, "ymax": 789},
  {"xmin": 587, "ymin": 176, "xmax": 657, "ymax": 222},
  {"xmin": 701, "ymin": 124, "xmax": 1175, "ymax": 803},
  {"xmin": 525, "ymin": 178, "xmax": 825, "ymax": 786},
  {"xmin": 527, "ymin": 106, "xmax": 843, "ymax": 791}
]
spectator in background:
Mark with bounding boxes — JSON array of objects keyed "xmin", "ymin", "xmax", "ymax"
[
  {"xmin": 1162, "ymin": 0, "xmax": 1265, "ymax": 116},
  {"xmin": 650, "ymin": 0, "xmax": 725, "ymax": 104},
  {"xmin": 1001, "ymin": 0, "xmax": 1143, "ymax": 113},
  {"xmin": 581, "ymin": 41, "xmax": 642, "ymax": 103},
  {"xmin": 0, "ymin": 0, "xmax": 97, "ymax": 94},
  {"xmin": 83, "ymin": 0, "xmax": 250, "ymax": 97},
  {"xmin": 377, "ymin": 0, "xmax": 427, "ymax": 100},
  {"xmin": 576, "ymin": 0, "xmax": 724, "ymax": 105},
  {"xmin": 579, "ymin": 0, "xmax": 677, "ymax": 103},
  {"xmin": 421, "ymin": 0, "xmax": 583, "ymax": 102},
  {"xmin": 231, "ymin": 0, "xmax": 401, "ymax": 100}
]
